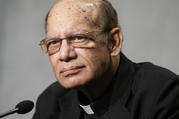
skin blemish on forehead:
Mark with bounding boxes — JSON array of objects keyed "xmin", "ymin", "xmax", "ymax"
[
  {"xmin": 82, "ymin": 9, "xmax": 86, "ymax": 13},
  {"xmin": 73, "ymin": 1, "xmax": 101, "ymax": 28}
]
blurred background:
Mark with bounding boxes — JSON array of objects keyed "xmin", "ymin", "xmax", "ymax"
[{"xmin": 0, "ymin": 0, "xmax": 178, "ymax": 119}]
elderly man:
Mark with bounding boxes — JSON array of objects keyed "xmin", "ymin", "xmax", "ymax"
[{"xmin": 33, "ymin": 0, "xmax": 179, "ymax": 119}]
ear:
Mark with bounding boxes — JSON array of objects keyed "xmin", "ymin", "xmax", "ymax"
[{"xmin": 109, "ymin": 27, "xmax": 123, "ymax": 56}]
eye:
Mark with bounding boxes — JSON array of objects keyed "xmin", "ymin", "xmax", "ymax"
[
  {"xmin": 70, "ymin": 35, "xmax": 89, "ymax": 42},
  {"xmin": 46, "ymin": 39, "xmax": 60, "ymax": 48}
]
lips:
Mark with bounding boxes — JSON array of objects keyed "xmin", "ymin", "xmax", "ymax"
[{"xmin": 60, "ymin": 66, "xmax": 85, "ymax": 77}]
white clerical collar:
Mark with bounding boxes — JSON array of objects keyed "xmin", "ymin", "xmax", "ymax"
[{"xmin": 79, "ymin": 104, "xmax": 94, "ymax": 115}]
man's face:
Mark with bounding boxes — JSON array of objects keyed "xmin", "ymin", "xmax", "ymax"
[{"xmin": 47, "ymin": 1, "xmax": 112, "ymax": 88}]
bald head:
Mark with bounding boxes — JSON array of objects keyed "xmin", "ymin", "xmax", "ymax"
[{"xmin": 45, "ymin": 0, "xmax": 118, "ymax": 33}]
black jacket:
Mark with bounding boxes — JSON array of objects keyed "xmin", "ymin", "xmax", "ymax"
[{"xmin": 33, "ymin": 54, "xmax": 179, "ymax": 119}]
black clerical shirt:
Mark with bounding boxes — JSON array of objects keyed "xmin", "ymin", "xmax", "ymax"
[{"xmin": 33, "ymin": 53, "xmax": 179, "ymax": 119}]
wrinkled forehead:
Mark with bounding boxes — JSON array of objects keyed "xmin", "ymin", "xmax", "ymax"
[{"xmin": 48, "ymin": 0, "xmax": 102, "ymax": 28}]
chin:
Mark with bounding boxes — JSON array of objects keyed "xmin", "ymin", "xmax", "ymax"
[{"xmin": 57, "ymin": 75, "xmax": 92, "ymax": 89}]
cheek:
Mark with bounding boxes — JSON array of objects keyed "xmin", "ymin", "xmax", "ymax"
[
  {"xmin": 77, "ymin": 47, "xmax": 111, "ymax": 75},
  {"xmin": 49, "ymin": 55, "xmax": 59, "ymax": 77}
]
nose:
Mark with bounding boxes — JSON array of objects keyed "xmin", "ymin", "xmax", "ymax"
[{"xmin": 58, "ymin": 40, "xmax": 77, "ymax": 62}]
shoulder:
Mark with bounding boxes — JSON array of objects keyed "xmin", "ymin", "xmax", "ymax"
[
  {"xmin": 128, "ymin": 62, "xmax": 179, "ymax": 118},
  {"xmin": 36, "ymin": 82, "xmax": 69, "ymax": 106},
  {"xmin": 34, "ymin": 82, "xmax": 69, "ymax": 114},
  {"xmin": 132, "ymin": 62, "xmax": 179, "ymax": 93},
  {"xmin": 38, "ymin": 81, "xmax": 68, "ymax": 99}
]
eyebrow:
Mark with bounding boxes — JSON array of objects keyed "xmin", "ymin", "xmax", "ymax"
[{"xmin": 45, "ymin": 30, "xmax": 94, "ymax": 40}]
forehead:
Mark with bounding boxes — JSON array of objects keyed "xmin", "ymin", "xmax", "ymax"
[
  {"xmin": 47, "ymin": 0, "xmax": 102, "ymax": 36},
  {"xmin": 51, "ymin": 0, "xmax": 100, "ymax": 15}
]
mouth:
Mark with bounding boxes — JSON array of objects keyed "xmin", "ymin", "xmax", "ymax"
[{"xmin": 60, "ymin": 66, "xmax": 85, "ymax": 77}]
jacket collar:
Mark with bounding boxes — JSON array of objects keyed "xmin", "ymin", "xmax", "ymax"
[{"xmin": 79, "ymin": 53, "xmax": 135, "ymax": 115}]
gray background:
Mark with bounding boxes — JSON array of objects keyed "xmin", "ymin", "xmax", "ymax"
[{"xmin": 0, "ymin": 0, "xmax": 178, "ymax": 119}]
